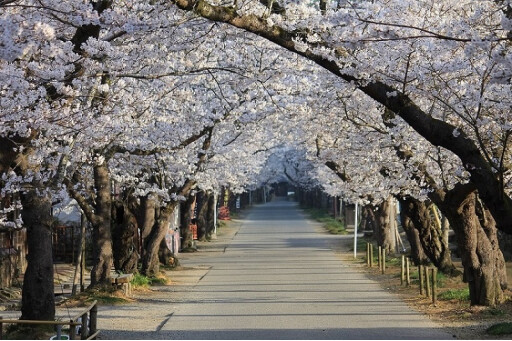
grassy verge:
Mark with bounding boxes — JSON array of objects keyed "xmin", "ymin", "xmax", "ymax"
[
  {"xmin": 131, "ymin": 273, "xmax": 168, "ymax": 289},
  {"xmin": 487, "ymin": 322, "xmax": 512, "ymax": 335},
  {"xmin": 302, "ymin": 207, "xmax": 347, "ymax": 234},
  {"xmin": 438, "ymin": 287, "xmax": 470, "ymax": 302}
]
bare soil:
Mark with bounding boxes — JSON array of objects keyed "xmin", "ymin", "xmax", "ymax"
[{"xmin": 337, "ymin": 246, "xmax": 512, "ymax": 340}]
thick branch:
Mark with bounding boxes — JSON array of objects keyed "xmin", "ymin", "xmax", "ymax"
[
  {"xmin": 63, "ymin": 177, "xmax": 98, "ymax": 226},
  {"xmin": 325, "ymin": 161, "xmax": 350, "ymax": 182},
  {"xmin": 171, "ymin": 0, "xmax": 512, "ymax": 233}
]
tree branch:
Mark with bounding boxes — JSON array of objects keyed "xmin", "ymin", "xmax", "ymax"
[
  {"xmin": 169, "ymin": 0, "xmax": 512, "ymax": 233},
  {"xmin": 63, "ymin": 176, "xmax": 98, "ymax": 226}
]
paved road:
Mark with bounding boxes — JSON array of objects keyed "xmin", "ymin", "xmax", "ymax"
[{"xmin": 157, "ymin": 198, "xmax": 452, "ymax": 340}]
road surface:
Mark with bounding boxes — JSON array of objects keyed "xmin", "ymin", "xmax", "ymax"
[{"xmin": 155, "ymin": 199, "xmax": 452, "ymax": 339}]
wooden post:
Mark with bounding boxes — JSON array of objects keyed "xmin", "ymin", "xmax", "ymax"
[
  {"xmin": 56, "ymin": 325, "xmax": 62, "ymax": 340},
  {"xmin": 366, "ymin": 243, "xmax": 370, "ymax": 266},
  {"xmin": 431, "ymin": 268, "xmax": 437, "ymax": 305},
  {"xmin": 369, "ymin": 244, "xmax": 373, "ymax": 267},
  {"xmin": 70, "ymin": 319, "xmax": 76, "ymax": 340},
  {"xmin": 406, "ymin": 258, "xmax": 410, "ymax": 286},
  {"xmin": 1, "ymin": 316, "xmax": 3, "ymax": 340},
  {"xmin": 90, "ymin": 302, "xmax": 98, "ymax": 339},
  {"xmin": 81, "ymin": 313, "xmax": 88, "ymax": 340},
  {"xmin": 378, "ymin": 246, "xmax": 382, "ymax": 271},
  {"xmin": 425, "ymin": 267, "xmax": 431, "ymax": 298},
  {"xmin": 400, "ymin": 255, "xmax": 405, "ymax": 285},
  {"xmin": 381, "ymin": 248, "xmax": 386, "ymax": 274},
  {"xmin": 419, "ymin": 265, "xmax": 424, "ymax": 295}
]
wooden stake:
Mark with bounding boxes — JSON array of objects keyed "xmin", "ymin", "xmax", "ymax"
[
  {"xmin": 366, "ymin": 243, "xmax": 370, "ymax": 266},
  {"xmin": 419, "ymin": 265, "xmax": 424, "ymax": 295},
  {"xmin": 425, "ymin": 267, "xmax": 431, "ymax": 298},
  {"xmin": 381, "ymin": 248, "xmax": 386, "ymax": 274},
  {"xmin": 406, "ymin": 258, "xmax": 410, "ymax": 286},
  {"xmin": 378, "ymin": 246, "xmax": 382, "ymax": 270},
  {"xmin": 401, "ymin": 255, "xmax": 405, "ymax": 285},
  {"xmin": 431, "ymin": 268, "xmax": 437, "ymax": 305},
  {"xmin": 370, "ymin": 244, "xmax": 373, "ymax": 267}
]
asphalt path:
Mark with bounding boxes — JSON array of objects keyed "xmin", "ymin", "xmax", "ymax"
[{"xmin": 159, "ymin": 198, "xmax": 453, "ymax": 340}]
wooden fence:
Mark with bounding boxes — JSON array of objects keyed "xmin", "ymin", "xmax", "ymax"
[{"xmin": 0, "ymin": 300, "xmax": 99, "ymax": 340}]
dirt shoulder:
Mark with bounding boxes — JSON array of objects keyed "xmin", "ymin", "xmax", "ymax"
[{"xmin": 331, "ymin": 239, "xmax": 512, "ymax": 340}]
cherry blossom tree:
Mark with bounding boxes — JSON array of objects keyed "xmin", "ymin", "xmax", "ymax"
[
  {"xmin": 170, "ymin": 0, "xmax": 511, "ymax": 306},
  {"xmin": 2, "ymin": 0, "xmax": 511, "ymax": 316}
]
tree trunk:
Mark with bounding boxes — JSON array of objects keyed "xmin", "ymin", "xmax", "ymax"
[
  {"xmin": 360, "ymin": 205, "xmax": 377, "ymax": 236},
  {"xmin": 398, "ymin": 197, "xmax": 429, "ymax": 266},
  {"xmin": 158, "ymin": 238, "xmax": 174, "ymax": 266},
  {"xmin": 20, "ymin": 190, "xmax": 55, "ymax": 321},
  {"xmin": 437, "ymin": 185, "xmax": 507, "ymax": 306},
  {"xmin": 196, "ymin": 191, "xmax": 209, "ymax": 241},
  {"xmin": 134, "ymin": 195, "xmax": 157, "ymax": 263},
  {"xmin": 90, "ymin": 163, "xmax": 113, "ymax": 286},
  {"xmin": 180, "ymin": 194, "xmax": 195, "ymax": 250},
  {"xmin": 141, "ymin": 202, "xmax": 177, "ymax": 276},
  {"xmin": 374, "ymin": 197, "xmax": 396, "ymax": 253},
  {"xmin": 399, "ymin": 196, "xmax": 458, "ymax": 274},
  {"xmin": 205, "ymin": 192, "xmax": 216, "ymax": 239},
  {"xmin": 112, "ymin": 199, "xmax": 139, "ymax": 274}
]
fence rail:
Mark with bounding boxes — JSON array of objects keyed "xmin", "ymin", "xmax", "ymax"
[{"xmin": 0, "ymin": 300, "xmax": 98, "ymax": 340}]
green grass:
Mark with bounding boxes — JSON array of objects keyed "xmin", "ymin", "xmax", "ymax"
[
  {"xmin": 435, "ymin": 271, "xmax": 447, "ymax": 288},
  {"xmin": 303, "ymin": 208, "xmax": 347, "ymax": 235},
  {"xmin": 438, "ymin": 288, "xmax": 470, "ymax": 301},
  {"xmin": 486, "ymin": 322, "xmax": 512, "ymax": 335},
  {"xmin": 131, "ymin": 273, "xmax": 167, "ymax": 288},
  {"xmin": 87, "ymin": 293, "xmax": 128, "ymax": 305},
  {"xmin": 485, "ymin": 308, "xmax": 506, "ymax": 317},
  {"xmin": 131, "ymin": 273, "xmax": 152, "ymax": 287},
  {"xmin": 387, "ymin": 256, "xmax": 401, "ymax": 267}
]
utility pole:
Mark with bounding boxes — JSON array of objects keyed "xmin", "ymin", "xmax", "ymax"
[{"xmin": 353, "ymin": 202, "xmax": 359, "ymax": 259}]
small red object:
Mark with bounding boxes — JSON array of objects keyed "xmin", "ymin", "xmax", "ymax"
[
  {"xmin": 189, "ymin": 224, "xmax": 198, "ymax": 240},
  {"xmin": 218, "ymin": 206, "xmax": 230, "ymax": 220}
]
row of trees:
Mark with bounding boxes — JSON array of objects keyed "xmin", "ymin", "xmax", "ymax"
[
  {"xmin": 1, "ymin": 0, "xmax": 296, "ymax": 320},
  {"xmin": 174, "ymin": 0, "xmax": 511, "ymax": 306},
  {"xmin": 0, "ymin": 0, "xmax": 510, "ymax": 321}
]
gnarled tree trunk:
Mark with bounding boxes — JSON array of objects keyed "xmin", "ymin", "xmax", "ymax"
[
  {"xmin": 374, "ymin": 197, "xmax": 396, "ymax": 253},
  {"xmin": 134, "ymin": 195, "xmax": 156, "ymax": 263},
  {"xmin": 196, "ymin": 191, "xmax": 209, "ymax": 241},
  {"xmin": 399, "ymin": 196, "xmax": 457, "ymax": 275},
  {"xmin": 205, "ymin": 192, "xmax": 216, "ymax": 239},
  {"xmin": 90, "ymin": 163, "xmax": 113, "ymax": 286},
  {"xmin": 180, "ymin": 194, "xmax": 195, "ymax": 250},
  {"xmin": 398, "ymin": 196, "xmax": 429, "ymax": 266},
  {"xmin": 436, "ymin": 185, "xmax": 507, "ymax": 306},
  {"xmin": 360, "ymin": 205, "xmax": 377, "ymax": 236},
  {"xmin": 112, "ymin": 197, "xmax": 139, "ymax": 274},
  {"xmin": 20, "ymin": 190, "xmax": 55, "ymax": 321},
  {"xmin": 141, "ymin": 202, "xmax": 177, "ymax": 276}
]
